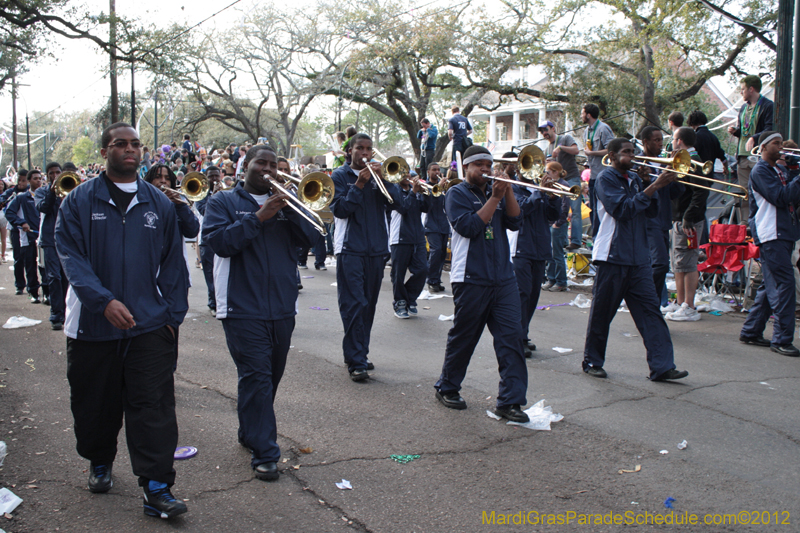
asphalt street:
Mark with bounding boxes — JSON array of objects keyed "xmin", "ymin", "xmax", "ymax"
[{"xmin": 0, "ymin": 248, "xmax": 798, "ymax": 532}]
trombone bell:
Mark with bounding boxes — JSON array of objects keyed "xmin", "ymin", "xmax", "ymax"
[
  {"xmin": 297, "ymin": 172, "xmax": 335, "ymax": 211},
  {"xmin": 381, "ymin": 156, "xmax": 409, "ymax": 184}
]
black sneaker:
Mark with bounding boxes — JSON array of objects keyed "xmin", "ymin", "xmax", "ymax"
[
  {"xmin": 494, "ymin": 404, "xmax": 530, "ymax": 423},
  {"xmin": 51, "ymin": 321, "xmax": 63, "ymax": 331},
  {"xmin": 366, "ymin": 359, "xmax": 375, "ymax": 371},
  {"xmin": 88, "ymin": 464, "xmax": 113, "ymax": 493},
  {"xmin": 43, "ymin": 296, "xmax": 51, "ymax": 306},
  {"xmin": 407, "ymin": 304, "xmax": 418, "ymax": 316},
  {"xmin": 142, "ymin": 481, "xmax": 187, "ymax": 519},
  {"xmin": 770, "ymin": 344, "xmax": 800, "ymax": 357},
  {"xmin": 30, "ymin": 296, "xmax": 41, "ymax": 304},
  {"xmin": 15, "ymin": 289, "xmax": 23, "ymax": 295},
  {"xmin": 739, "ymin": 335, "xmax": 770, "ymax": 347},
  {"xmin": 253, "ymin": 461, "xmax": 279, "ymax": 481},
  {"xmin": 349, "ymin": 368, "xmax": 369, "ymax": 382},
  {"xmin": 315, "ymin": 264, "xmax": 327, "ymax": 271},
  {"xmin": 584, "ymin": 366, "xmax": 608, "ymax": 378},
  {"xmin": 523, "ymin": 346, "xmax": 533, "ymax": 359},
  {"xmin": 652, "ymin": 368, "xmax": 689, "ymax": 381},
  {"xmin": 435, "ymin": 390, "xmax": 467, "ymax": 410},
  {"xmin": 428, "ymin": 284, "xmax": 442, "ymax": 294},
  {"xmin": 298, "ymin": 264, "xmax": 308, "ymax": 269},
  {"xmin": 565, "ymin": 243, "xmax": 581, "ymax": 251},
  {"xmin": 297, "ymin": 283, "xmax": 303, "ymax": 290}
]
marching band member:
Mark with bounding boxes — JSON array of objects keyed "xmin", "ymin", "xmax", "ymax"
[
  {"xmin": 330, "ymin": 133, "xmax": 404, "ymax": 381},
  {"xmin": 389, "ymin": 171, "xmax": 428, "ymax": 318},
  {"xmin": 35, "ymin": 162, "xmax": 68, "ymax": 329},
  {"xmin": 55, "ymin": 123, "xmax": 189, "ymax": 518},
  {"xmin": 423, "ymin": 163, "xmax": 450, "ymax": 294},
  {"xmin": 6, "ymin": 168, "xmax": 42, "ymax": 303},
  {"xmin": 434, "ymin": 145, "xmax": 530, "ymax": 423},
  {"xmin": 202, "ymin": 144, "xmax": 316, "ymax": 481},
  {"xmin": 739, "ymin": 131, "xmax": 800, "ymax": 356},
  {"xmin": 194, "ymin": 165, "xmax": 223, "ymax": 315},
  {"xmin": 506, "ymin": 155, "xmax": 560, "ymax": 357},
  {"xmin": 583, "ymin": 138, "xmax": 688, "ymax": 381}
]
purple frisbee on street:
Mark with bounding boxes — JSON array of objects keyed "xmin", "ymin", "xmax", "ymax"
[{"xmin": 174, "ymin": 446, "xmax": 198, "ymax": 460}]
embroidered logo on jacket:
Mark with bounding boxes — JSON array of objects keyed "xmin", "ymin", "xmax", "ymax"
[
  {"xmin": 144, "ymin": 211, "xmax": 159, "ymax": 229},
  {"xmin": 91, "ymin": 213, "xmax": 107, "ymax": 220}
]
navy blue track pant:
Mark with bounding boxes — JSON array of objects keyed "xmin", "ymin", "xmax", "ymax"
[
  {"xmin": 67, "ymin": 326, "xmax": 178, "ymax": 486},
  {"xmin": 337, "ymin": 254, "xmax": 385, "ymax": 372},
  {"xmin": 298, "ymin": 233, "xmax": 327, "ymax": 267},
  {"xmin": 43, "ymin": 246, "xmax": 67, "ymax": 323},
  {"xmin": 11, "ymin": 232, "xmax": 39, "ymax": 294},
  {"xmin": 199, "ymin": 243, "xmax": 215, "ymax": 308},
  {"xmin": 741, "ymin": 239, "xmax": 796, "ymax": 346},
  {"xmin": 391, "ymin": 243, "xmax": 428, "ymax": 306},
  {"xmin": 435, "ymin": 282, "xmax": 528, "ymax": 408},
  {"xmin": 513, "ymin": 257, "xmax": 546, "ymax": 344},
  {"xmin": 648, "ymin": 228, "xmax": 670, "ymax": 305},
  {"xmin": 222, "ymin": 317, "xmax": 294, "ymax": 467},
  {"xmin": 583, "ymin": 262, "xmax": 676, "ymax": 379},
  {"xmin": 426, "ymin": 232, "xmax": 448, "ymax": 286}
]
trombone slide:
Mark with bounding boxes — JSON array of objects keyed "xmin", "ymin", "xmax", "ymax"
[{"xmin": 266, "ymin": 178, "xmax": 328, "ymax": 235}]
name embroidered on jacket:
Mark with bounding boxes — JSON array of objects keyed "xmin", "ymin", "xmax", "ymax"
[{"xmin": 91, "ymin": 213, "xmax": 107, "ymax": 220}]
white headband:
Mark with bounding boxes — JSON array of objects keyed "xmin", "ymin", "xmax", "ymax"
[
  {"xmin": 463, "ymin": 153, "xmax": 493, "ymax": 165},
  {"xmin": 760, "ymin": 132, "xmax": 783, "ymax": 149}
]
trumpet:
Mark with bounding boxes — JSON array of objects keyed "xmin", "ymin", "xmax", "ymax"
[
  {"xmin": 416, "ymin": 180, "xmax": 442, "ymax": 197},
  {"xmin": 265, "ymin": 176, "xmax": 330, "ymax": 236},
  {"xmin": 52, "ymin": 171, "xmax": 82, "ymax": 198},
  {"xmin": 601, "ymin": 151, "xmax": 748, "ymax": 199},
  {"xmin": 481, "ymin": 173, "xmax": 580, "ymax": 199},
  {"xmin": 494, "ymin": 145, "xmax": 546, "ymax": 182}
]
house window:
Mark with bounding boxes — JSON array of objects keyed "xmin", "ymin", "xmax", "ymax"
[
  {"xmin": 521, "ymin": 122, "xmax": 531, "ymax": 140},
  {"xmin": 497, "ymin": 123, "xmax": 507, "ymax": 141}
]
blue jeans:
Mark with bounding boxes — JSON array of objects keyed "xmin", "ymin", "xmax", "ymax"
[
  {"xmin": 546, "ymin": 224, "xmax": 568, "ymax": 286},
  {"xmin": 567, "ymin": 177, "xmax": 583, "ymax": 246}
]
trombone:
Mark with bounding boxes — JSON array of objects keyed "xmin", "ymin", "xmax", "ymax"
[
  {"xmin": 494, "ymin": 144, "xmax": 546, "ymax": 182},
  {"xmin": 481, "ymin": 173, "xmax": 580, "ymax": 200},
  {"xmin": 52, "ymin": 171, "xmax": 82, "ymax": 198},
  {"xmin": 601, "ymin": 150, "xmax": 748, "ymax": 199},
  {"xmin": 276, "ymin": 170, "xmax": 336, "ymax": 212},
  {"xmin": 265, "ymin": 175, "xmax": 331, "ymax": 236},
  {"xmin": 751, "ymin": 144, "xmax": 800, "ymax": 158},
  {"xmin": 160, "ymin": 171, "xmax": 209, "ymax": 204},
  {"xmin": 361, "ymin": 152, "xmax": 409, "ymax": 204}
]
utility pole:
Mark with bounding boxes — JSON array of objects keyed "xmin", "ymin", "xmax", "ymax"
[
  {"xmin": 109, "ymin": 0, "xmax": 119, "ymax": 124},
  {"xmin": 131, "ymin": 62, "xmax": 136, "ymax": 124},
  {"xmin": 25, "ymin": 114, "xmax": 31, "ymax": 169},
  {"xmin": 153, "ymin": 87, "xmax": 159, "ymax": 149},
  {"xmin": 791, "ymin": 0, "xmax": 800, "ymax": 141},
  {"xmin": 775, "ymin": 0, "xmax": 795, "ymax": 136},
  {"xmin": 11, "ymin": 74, "xmax": 18, "ymax": 170}
]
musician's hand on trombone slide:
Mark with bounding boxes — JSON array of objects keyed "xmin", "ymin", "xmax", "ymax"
[{"xmin": 356, "ymin": 162, "xmax": 382, "ymax": 189}]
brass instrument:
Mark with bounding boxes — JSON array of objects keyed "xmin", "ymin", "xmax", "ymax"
[
  {"xmin": 264, "ymin": 172, "xmax": 333, "ymax": 236},
  {"xmin": 180, "ymin": 172, "xmax": 210, "ymax": 202},
  {"xmin": 601, "ymin": 151, "xmax": 747, "ymax": 199},
  {"xmin": 441, "ymin": 177, "xmax": 462, "ymax": 192},
  {"xmin": 481, "ymin": 173, "xmax": 579, "ymax": 199},
  {"xmin": 276, "ymin": 170, "xmax": 335, "ymax": 212},
  {"xmin": 751, "ymin": 145, "xmax": 800, "ymax": 157},
  {"xmin": 691, "ymin": 160, "xmax": 714, "ymax": 175},
  {"xmin": 52, "ymin": 171, "xmax": 82, "ymax": 198},
  {"xmin": 494, "ymin": 145, "xmax": 546, "ymax": 182},
  {"xmin": 361, "ymin": 153, "xmax": 410, "ymax": 204},
  {"xmin": 416, "ymin": 180, "xmax": 442, "ymax": 197}
]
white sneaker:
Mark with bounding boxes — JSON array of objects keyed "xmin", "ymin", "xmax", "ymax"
[
  {"xmin": 682, "ymin": 306, "xmax": 701, "ymax": 321},
  {"xmin": 660, "ymin": 302, "xmax": 679, "ymax": 315},
  {"xmin": 665, "ymin": 302, "xmax": 689, "ymax": 321}
]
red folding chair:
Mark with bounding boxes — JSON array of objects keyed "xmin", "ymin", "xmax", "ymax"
[{"xmin": 697, "ymin": 223, "xmax": 759, "ymax": 307}]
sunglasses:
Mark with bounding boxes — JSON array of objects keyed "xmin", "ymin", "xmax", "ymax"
[{"xmin": 107, "ymin": 140, "xmax": 142, "ymax": 149}]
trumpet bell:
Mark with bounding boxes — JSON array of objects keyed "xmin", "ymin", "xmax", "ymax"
[
  {"xmin": 298, "ymin": 172, "xmax": 335, "ymax": 211},
  {"xmin": 181, "ymin": 172, "xmax": 210, "ymax": 202},
  {"xmin": 381, "ymin": 156, "xmax": 409, "ymax": 184},
  {"xmin": 53, "ymin": 171, "xmax": 82, "ymax": 198}
]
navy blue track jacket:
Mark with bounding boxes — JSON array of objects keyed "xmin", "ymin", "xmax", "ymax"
[
  {"xmin": 592, "ymin": 167, "xmax": 658, "ymax": 266},
  {"xmin": 202, "ymin": 182, "xmax": 315, "ymax": 320},
  {"xmin": 55, "ymin": 173, "xmax": 189, "ymax": 341},
  {"xmin": 510, "ymin": 184, "xmax": 560, "ymax": 261},
  {"xmin": 35, "ymin": 184, "xmax": 62, "ymax": 247},
  {"xmin": 749, "ymin": 159, "xmax": 800, "ymax": 244},
  {"xmin": 423, "ymin": 193, "xmax": 450, "ymax": 234},
  {"xmin": 389, "ymin": 187, "xmax": 427, "ymax": 245},
  {"xmin": 446, "ymin": 181, "xmax": 522, "ymax": 285},
  {"xmin": 331, "ymin": 163, "xmax": 404, "ymax": 256},
  {"xmin": 6, "ymin": 190, "xmax": 41, "ymax": 238}
]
